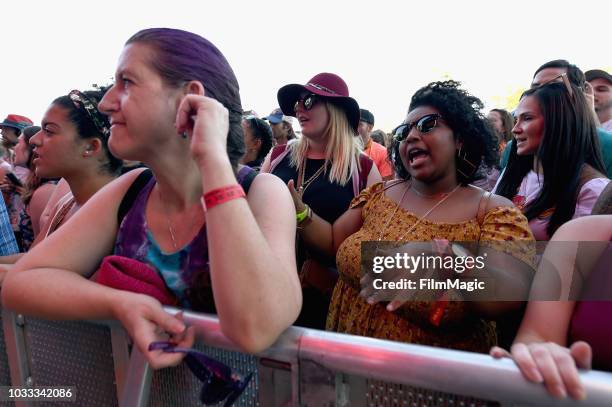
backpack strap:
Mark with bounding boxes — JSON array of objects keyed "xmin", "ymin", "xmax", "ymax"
[
  {"xmin": 352, "ymin": 153, "xmax": 374, "ymax": 195},
  {"xmin": 117, "ymin": 169, "xmax": 153, "ymax": 225},
  {"xmin": 268, "ymin": 142, "xmax": 294, "ymax": 174},
  {"xmin": 236, "ymin": 165, "xmax": 258, "ymax": 194}
]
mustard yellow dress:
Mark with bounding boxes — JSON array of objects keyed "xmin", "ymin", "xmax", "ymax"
[{"xmin": 326, "ymin": 183, "xmax": 535, "ymax": 353}]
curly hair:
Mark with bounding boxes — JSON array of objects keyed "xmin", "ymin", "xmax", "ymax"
[{"xmin": 390, "ymin": 80, "xmax": 498, "ymax": 184}]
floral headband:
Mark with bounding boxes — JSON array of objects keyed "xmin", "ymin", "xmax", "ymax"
[{"xmin": 68, "ymin": 89, "xmax": 110, "ymax": 137}]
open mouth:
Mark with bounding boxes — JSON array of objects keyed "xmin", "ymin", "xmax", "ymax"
[{"xmin": 407, "ymin": 148, "xmax": 430, "ymax": 164}]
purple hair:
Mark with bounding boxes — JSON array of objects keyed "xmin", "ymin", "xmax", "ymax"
[{"xmin": 126, "ymin": 28, "xmax": 244, "ymax": 167}]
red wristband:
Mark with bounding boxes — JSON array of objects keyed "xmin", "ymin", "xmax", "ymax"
[{"xmin": 203, "ymin": 184, "xmax": 245, "ymax": 210}]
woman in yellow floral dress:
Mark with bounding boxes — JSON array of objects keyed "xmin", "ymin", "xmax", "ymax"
[{"xmin": 301, "ymin": 81, "xmax": 535, "ymax": 352}]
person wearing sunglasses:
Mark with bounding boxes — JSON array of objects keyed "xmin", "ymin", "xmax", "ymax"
[
  {"xmin": 299, "ymin": 80, "xmax": 533, "ymax": 352},
  {"xmin": 494, "ymin": 81, "xmax": 609, "ymax": 241},
  {"xmin": 240, "ymin": 116, "xmax": 273, "ymax": 171},
  {"xmin": 3, "ymin": 28, "xmax": 302, "ymax": 369},
  {"xmin": 261, "ymin": 72, "xmax": 381, "ymax": 329}
]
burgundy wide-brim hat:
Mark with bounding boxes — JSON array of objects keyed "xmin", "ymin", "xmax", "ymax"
[{"xmin": 277, "ymin": 72, "xmax": 360, "ymax": 132}]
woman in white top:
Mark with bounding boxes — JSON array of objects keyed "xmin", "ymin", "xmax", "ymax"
[{"xmin": 494, "ymin": 75, "xmax": 609, "ymax": 240}]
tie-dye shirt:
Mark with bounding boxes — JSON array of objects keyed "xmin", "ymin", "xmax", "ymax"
[{"xmin": 114, "ymin": 166, "xmax": 256, "ymax": 312}]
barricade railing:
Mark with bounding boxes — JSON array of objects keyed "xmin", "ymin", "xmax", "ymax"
[
  {"xmin": 121, "ymin": 307, "xmax": 612, "ymax": 407},
  {"xmin": 2, "ymin": 308, "xmax": 129, "ymax": 407},
  {"xmin": 1, "ymin": 305, "xmax": 612, "ymax": 406}
]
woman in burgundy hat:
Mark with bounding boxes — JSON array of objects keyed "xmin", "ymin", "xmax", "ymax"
[{"xmin": 262, "ymin": 72, "xmax": 381, "ymax": 329}]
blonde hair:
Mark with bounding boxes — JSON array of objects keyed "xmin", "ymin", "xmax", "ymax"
[{"xmin": 289, "ymin": 102, "xmax": 361, "ymax": 186}]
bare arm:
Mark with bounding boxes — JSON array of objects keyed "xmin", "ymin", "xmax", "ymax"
[
  {"xmin": 290, "ymin": 160, "xmax": 379, "ymax": 256},
  {"xmin": 28, "ymin": 182, "xmax": 57, "ymax": 236},
  {"xmin": 491, "ymin": 216, "xmax": 612, "ymax": 400},
  {"xmin": 179, "ymin": 93, "xmax": 302, "ymax": 353}
]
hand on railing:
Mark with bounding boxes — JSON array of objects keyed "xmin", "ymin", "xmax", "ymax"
[
  {"xmin": 114, "ymin": 292, "xmax": 195, "ymax": 369},
  {"xmin": 490, "ymin": 341, "xmax": 592, "ymax": 400}
]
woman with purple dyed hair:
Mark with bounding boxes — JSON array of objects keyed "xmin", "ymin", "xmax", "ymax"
[{"xmin": 3, "ymin": 28, "xmax": 301, "ymax": 369}]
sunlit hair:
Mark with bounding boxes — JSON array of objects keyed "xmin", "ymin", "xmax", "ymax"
[
  {"xmin": 490, "ymin": 109, "xmax": 514, "ymax": 143},
  {"xmin": 289, "ymin": 101, "xmax": 361, "ymax": 185}
]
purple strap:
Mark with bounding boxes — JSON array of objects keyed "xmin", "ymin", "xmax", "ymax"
[{"xmin": 148, "ymin": 341, "xmax": 253, "ymax": 406}]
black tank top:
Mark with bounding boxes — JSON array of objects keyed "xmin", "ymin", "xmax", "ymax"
[{"xmin": 272, "ymin": 156, "xmax": 354, "ymax": 224}]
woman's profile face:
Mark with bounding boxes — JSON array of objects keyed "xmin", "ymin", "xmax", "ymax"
[
  {"xmin": 14, "ymin": 135, "xmax": 30, "ymax": 167},
  {"xmin": 487, "ymin": 111, "xmax": 503, "ymax": 135},
  {"xmin": 29, "ymin": 104, "xmax": 84, "ymax": 179},
  {"xmin": 398, "ymin": 105, "xmax": 457, "ymax": 182},
  {"xmin": 241, "ymin": 120, "xmax": 260, "ymax": 154},
  {"xmin": 513, "ymin": 95, "xmax": 545, "ymax": 156},
  {"xmin": 99, "ymin": 42, "xmax": 184, "ymax": 161},
  {"xmin": 294, "ymin": 93, "xmax": 330, "ymax": 140}
]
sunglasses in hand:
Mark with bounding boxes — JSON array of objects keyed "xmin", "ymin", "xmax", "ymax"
[{"xmin": 149, "ymin": 341, "xmax": 253, "ymax": 406}]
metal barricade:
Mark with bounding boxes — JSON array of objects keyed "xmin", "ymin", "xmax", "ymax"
[
  {"xmin": 121, "ymin": 308, "xmax": 299, "ymax": 407},
  {"xmin": 119, "ymin": 308, "xmax": 612, "ymax": 407},
  {"xmin": 2, "ymin": 310, "xmax": 129, "ymax": 407},
  {"xmin": 2, "ymin": 306, "xmax": 612, "ymax": 406}
]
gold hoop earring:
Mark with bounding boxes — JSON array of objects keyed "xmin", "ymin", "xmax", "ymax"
[{"xmin": 456, "ymin": 146, "xmax": 477, "ymax": 178}]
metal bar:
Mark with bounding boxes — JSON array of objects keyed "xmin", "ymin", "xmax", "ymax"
[
  {"xmin": 1, "ymin": 309, "xmax": 32, "ymax": 407},
  {"xmin": 298, "ymin": 329, "xmax": 612, "ymax": 406},
  {"xmin": 109, "ymin": 326, "xmax": 130, "ymax": 401},
  {"xmin": 119, "ymin": 346, "xmax": 151, "ymax": 407}
]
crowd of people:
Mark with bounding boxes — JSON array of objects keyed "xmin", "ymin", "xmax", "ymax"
[{"xmin": 0, "ymin": 27, "xmax": 610, "ymax": 401}]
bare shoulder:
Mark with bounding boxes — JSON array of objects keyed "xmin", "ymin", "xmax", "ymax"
[
  {"xmin": 554, "ymin": 215, "xmax": 612, "ymax": 241},
  {"xmin": 247, "ymin": 172, "xmax": 288, "ymax": 196},
  {"xmin": 464, "ymin": 185, "xmax": 515, "ymax": 211},
  {"xmin": 486, "ymin": 193, "xmax": 515, "ymax": 211}
]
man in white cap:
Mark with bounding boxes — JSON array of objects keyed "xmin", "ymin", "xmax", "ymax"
[{"xmin": 263, "ymin": 108, "xmax": 296, "ymax": 146}]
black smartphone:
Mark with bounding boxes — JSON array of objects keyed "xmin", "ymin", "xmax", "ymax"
[{"xmin": 6, "ymin": 173, "xmax": 23, "ymax": 187}]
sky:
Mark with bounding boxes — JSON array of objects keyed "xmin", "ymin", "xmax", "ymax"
[{"xmin": 1, "ymin": 0, "xmax": 609, "ymax": 133}]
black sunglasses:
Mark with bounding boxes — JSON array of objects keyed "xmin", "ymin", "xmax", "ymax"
[
  {"xmin": 293, "ymin": 94, "xmax": 319, "ymax": 114},
  {"xmin": 392, "ymin": 113, "xmax": 442, "ymax": 142},
  {"xmin": 149, "ymin": 341, "xmax": 253, "ymax": 406}
]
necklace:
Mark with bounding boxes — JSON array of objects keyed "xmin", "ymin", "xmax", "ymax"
[
  {"xmin": 158, "ymin": 186, "xmax": 178, "ymax": 250},
  {"xmin": 377, "ymin": 182, "xmax": 461, "ymax": 242},
  {"xmin": 297, "ymin": 157, "xmax": 326, "ymax": 197},
  {"xmin": 411, "ymin": 185, "xmax": 457, "ymax": 199}
]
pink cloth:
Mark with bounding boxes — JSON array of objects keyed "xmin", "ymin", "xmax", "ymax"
[
  {"xmin": 95, "ymin": 255, "xmax": 177, "ymax": 305},
  {"xmin": 570, "ymin": 243, "xmax": 612, "ymax": 371},
  {"xmin": 511, "ymin": 171, "xmax": 609, "ymax": 240}
]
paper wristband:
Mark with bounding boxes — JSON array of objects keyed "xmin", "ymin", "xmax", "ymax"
[{"xmin": 204, "ymin": 185, "xmax": 246, "ymax": 210}]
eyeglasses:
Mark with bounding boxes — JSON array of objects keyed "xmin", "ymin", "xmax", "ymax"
[
  {"xmin": 392, "ymin": 113, "xmax": 442, "ymax": 141},
  {"xmin": 533, "ymin": 72, "xmax": 573, "ymax": 96},
  {"xmin": 149, "ymin": 341, "xmax": 253, "ymax": 406},
  {"xmin": 293, "ymin": 94, "xmax": 319, "ymax": 114}
]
